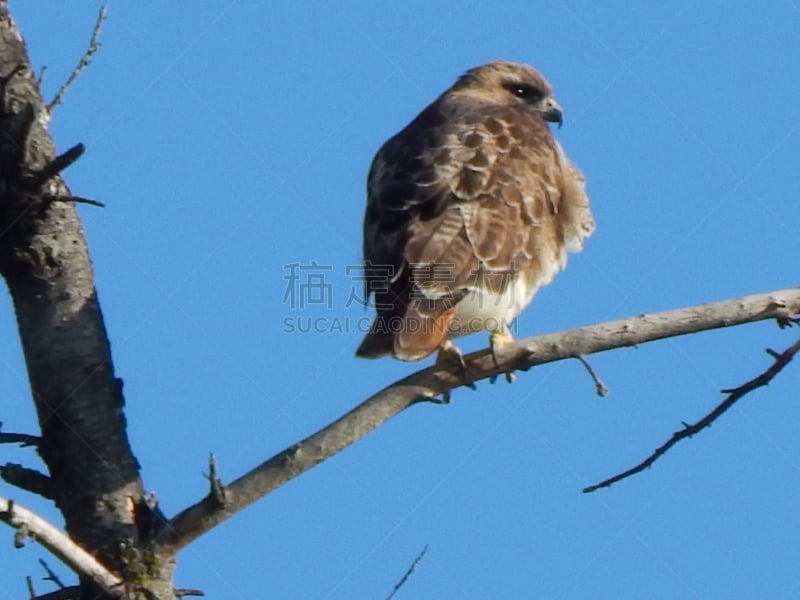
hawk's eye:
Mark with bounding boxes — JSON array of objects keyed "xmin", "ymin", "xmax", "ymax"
[{"xmin": 508, "ymin": 83, "xmax": 542, "ymax": 102}]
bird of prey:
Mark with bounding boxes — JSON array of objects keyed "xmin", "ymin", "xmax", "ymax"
[{"xmin": 356, "ymin": 60, "xmax": 594, "ymax": 370}]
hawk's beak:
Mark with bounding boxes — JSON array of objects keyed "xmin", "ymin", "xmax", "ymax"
[{"xmin": 539, "ymin": 96, "xmax": 563, "ymax": 128}]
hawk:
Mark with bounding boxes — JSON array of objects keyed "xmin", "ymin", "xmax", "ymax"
[{"xmin": 356, "ymin": 60, "xmax": 594, "ymax": 369}]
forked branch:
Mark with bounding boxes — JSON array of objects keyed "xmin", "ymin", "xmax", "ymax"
[{"xmin": 154, "ymin": 287, "xmax": 800, "ymax": 554}]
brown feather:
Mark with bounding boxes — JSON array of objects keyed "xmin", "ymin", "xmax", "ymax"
[{"xmin": 358, "ymin": 60, "xmax": 594, "ymax": 361}]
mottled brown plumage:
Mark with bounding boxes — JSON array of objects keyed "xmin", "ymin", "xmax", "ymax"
[{"xmin": 357, "ymin": 60, "xmax": 595, "ymax": 362}]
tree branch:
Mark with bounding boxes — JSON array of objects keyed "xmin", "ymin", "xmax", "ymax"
[
  {"xmin": 46, "ymin": 5, "xmax": 107, "ymax": 112},
  {"xmin": 0, "ymin": 496, "xmax": 123, "ymax": 596},
  {"xmin": 575, "ymin": 355, "xmax": 609, "ymax": 396},
  {"xmin": 0, "ymin": 463, "xmax": 53, "ymax": 498},
  {"xmin": 47, "ymin": 194, "xmax": 105, "ymax": 208},
  {"xmin": 204, "ymin": 454, "xmax": 226, "ymax": 506},
  {"xmin": 583, "ymin": 337, "xmax": 800, "ymax": 493},
  {"xmin": 174, "ymin": 589, "xmax": 205, "ymax": 598},
  {"xmin": 39, "ymin": 558, "xmax": 67, "ymax": 589},
  {"xmin": 155, "ymin": 286, "xmax": 800, "ymax": 554},
  {"xmin": 24, "ymin": 143, "xmax": 84, "ymax": 190},
  {"xmin": 0, "ymin": 424, "xmax": 40, "ymax": 447},
  {"xmin": 385, "ymin": 545, "xmax": 428, "ymax": 600},
  {"xmin": 0, "ymin": 5, "xmax": 158, "ymax": 595}
]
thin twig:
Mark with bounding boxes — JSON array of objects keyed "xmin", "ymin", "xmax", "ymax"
[
  {"xmin": 174, "ymin": 589, "xmax": 205, "ymax": 598},
  {"xmin": 205, "ymin": 454, "xmax": 226, "ymax": 506},
  {"xmin": 47, "ymin": 6, "xmax": 107, "ymax": 112},
  {"xmin": 39, "ymin": 559, "xmax": 66, "ymax": 589},
  {"xmin": 575, "ymin": 355, "xmax": 609, "ymax": 396},
  {"xmin": 385, "ymin": 545, "xmax": 428, "ymax": 600},
  {"xmin": 48, "ymin": 195, "xmax": 106, "ymax": 208},
  {"xmin": 27, "ymin": 575, "xmax": 36, "ymax": 599},
  {"xmin": 583, "ymin": 337, "xmax": 800, "ymax": 493}
]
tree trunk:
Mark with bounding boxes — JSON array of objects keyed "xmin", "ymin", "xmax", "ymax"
[{"xmin": 0, "ymin": 5, "xmax": 174, "ymax": 598}]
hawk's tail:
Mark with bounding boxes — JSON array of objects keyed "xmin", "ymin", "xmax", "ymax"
[
  {"xmin": 356, "ymin": 308, "xmax": 453, "ymax": 362},
  {"xmin": 355, "ymin": 327, "xmax": 395, "ymax": 359}
]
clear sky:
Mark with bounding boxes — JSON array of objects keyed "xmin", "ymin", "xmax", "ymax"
[{"xmin": 3, "ymin": 1, "xmax": 800, "ymax": 598}]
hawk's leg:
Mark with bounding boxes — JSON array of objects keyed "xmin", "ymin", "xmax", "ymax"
[
  {"xmin": 489, "ymin": 326, "xmax": 516, "ymax": 383},
  {"xmin": 434, "ymin": 340, "xmax": 477, "ymax": 402}
]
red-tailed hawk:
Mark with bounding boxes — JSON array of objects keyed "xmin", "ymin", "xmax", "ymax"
[{"xmin": 356, "ymin": 60, "xmax": 594, "ymax": 369}]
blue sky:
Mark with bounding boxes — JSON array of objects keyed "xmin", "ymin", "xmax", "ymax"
[{"xmin": 3, "ymin": 1, "xmax": 800, "ymax": 598}]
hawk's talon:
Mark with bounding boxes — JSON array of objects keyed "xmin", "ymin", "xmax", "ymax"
[
  {"xmin": 436, "ymin": 341, "xmax": 477, "ymax": 390},
  {"xmin": 433, "ymin": 391, "xmax": 451, "ymax": 404},
  {"xmin": 490, "ymin": 328, "xmax": 517, "ymax": 384},
  {"xmin": 488, "ymin": 372, "xmax": 515, "ymax": 384}
]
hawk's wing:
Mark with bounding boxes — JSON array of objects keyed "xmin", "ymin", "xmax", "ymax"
[{"xmin": 359, "ymin": 103, "xmax": 593, "ymax": 360}]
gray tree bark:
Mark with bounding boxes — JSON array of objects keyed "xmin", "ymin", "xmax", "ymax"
[{"xmin": 0, "ymin": 5, "xmax": 172, "ymax": 599}]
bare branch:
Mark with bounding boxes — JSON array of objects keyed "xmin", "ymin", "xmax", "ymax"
[
  {"xmin": 0, "ymin": 463, "xmax": 53, "ymax": 498},
  {"xmin": 0, "ymin": 423, "xmax": 40, "ymax": 446},
  {"xmin": 47, "ymin": 6, "xmax": 107, "ymax": 112},
  {"xmin": 584, "ymin": 336, "xmax": 800, "ymax": 493},
  {"xmin": 0, "ymin": 433, "xmax": 40, "ymax": 446},
  {"xmin": 0, "ymin": 496, "xmax": 123, "ymax": 596},
  {"xmin": 155, "ymin": 287, "xmax": 800, "ymax": 554},
  {"xmin": 27, "ymin": 575, "xmax": 36, "ymax": 599},
  {"xmin": 24, "ymin": 143, "xmax": 85, "ymax": 190},
  {"xmin": 204, "ymin": 454, "xmax": 226, "ymax": 506},
  {"xmin": 47, "ymin": 195, "xmax": 105, "ymax": 208},
  {"xmin": 39, "ymin": 559, "xmax": 66, "ymax": 589},
  {"xmin": 574, "ymin": 355, "xmax": 609, "ymax": 396},
  {"xmin": 174, "ymin": 589, "xmax": 205, "ymax": 598},
  {"xmin": 385, "ymin": 545, "xmax": 428, "ymax": 600}
]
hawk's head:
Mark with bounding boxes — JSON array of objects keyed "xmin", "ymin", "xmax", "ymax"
[{"xmin": 450, "ymin": 60, "xmax": 563, "ymax": 127}]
